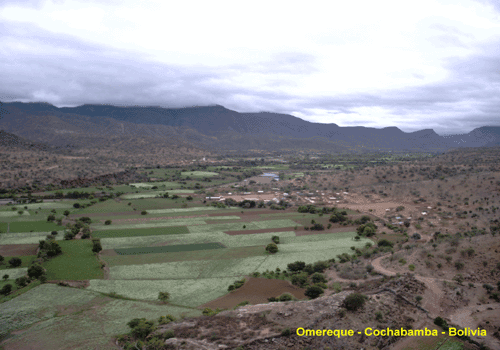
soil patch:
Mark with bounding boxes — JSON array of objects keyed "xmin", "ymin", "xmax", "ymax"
[
  {"xmin": 200, "ymin": 277, "xmax": 307, "ymax": 310},
  {"xmin": 0, "ymin": 244, "xmax": 38, "ymax": 256},
  {"xmin": 225, "ymin": 227, "xmax": 296, "ymax": 235},
  {"xmin": 100, "ymin": 249, "xmax": 118, "ymax": 256}
]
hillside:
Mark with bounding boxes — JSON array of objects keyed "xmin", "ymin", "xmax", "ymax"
[{"xmin": 2, "ymin": 101, "xmax": 500, "ymax": 153}]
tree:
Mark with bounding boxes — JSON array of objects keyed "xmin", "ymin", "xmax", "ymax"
[
  {"xmin": 63, "ymin": 210, "xmax": 70, "ymax": 216},
  {"xmin": 343, "ymin": 292, "xmax": 367, "ymax": 311},
  {"xmin": 104, "ymin": 220, "xmax": 112, "ymax": 225},
  {"xmin": 92, "ymin": 240, "xmax": 102, "ymax": 254},
  {"xmin": 2, "ymin": 274, "xmax": 9, "ymax": 281},
  {"xmin": 287, "ymin": 261, "xmax": 306, "ymax": 272},
  {"xmin": 8, "ymin": 257, "xmax": 22, "ymax": 268},
  {"xmin": 272, "ymin": 235, "xmax": 280, "ymax": 244},
  {"xmin": 265, "ymin": 243, "xmax": 278, "ymax": 254},
  {"xmin": 47, "ymin": 214, "xmax": 55, "ymax": 222},
  {"xmin": 0, "ymin": 254, "xmax": 4, "ymax": 264},
  {"xmin": 141, "ymin": 211, "xmax": 148, "ymax": 215},
  {"xmin": 305, "ymin": 285, "xmax": 324, "ymax": 299},
  {"xmin": 158, "ymin": 291, "xmax": 170, "ymax": 303},
  {"xmin": 329, "ymin": 212, "xmax": 347, "ymax": 223},
  {"xmin": 28, "ymin": 264, "xmax": 45, "ymax": 279},
  {"xmin": 0, "ymin": 284, "xmax": 12, "ymax": 296}
]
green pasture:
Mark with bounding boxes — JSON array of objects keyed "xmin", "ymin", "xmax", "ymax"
[
  {"xmin": 92, "ymin": 225, "xmax": 189, "ymax": 239},
  {"xmin": 114, "ymin": 242, "xmax": 226, "ymax": 255},
  {"xmin": 146, "ymin": 206, "xmax": 220, "ymax": 214},
  {"xmin": 0, "ymin": 211, "xmax": 30, "ymax": 217},
  {"xmin": 92, "ymin": 218, "xmax": 207, "ymax": 231},
  {"xmin": 22, "ymin": 202, "xmax": 74, "ymax": 210},
  {"xmin": 0, "ymin": 220, "xmax": 62, "ymax": 233},
  {"xmin": 73, "ymin": 200, "xmax": 136, "ymax": 214},
  {"xmin": 43, "ymin": 240, "xmax": 104, "ymax": 280}
]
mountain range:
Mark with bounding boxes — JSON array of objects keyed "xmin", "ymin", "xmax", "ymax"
[{"xmin": 1, "ymin": 101, "xmax": 499, "ymax": 153}]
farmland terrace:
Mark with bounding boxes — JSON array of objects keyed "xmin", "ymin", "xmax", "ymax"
[{"xmin": 0, "ymin": 148, "xmax": 499, "ymax": 349}]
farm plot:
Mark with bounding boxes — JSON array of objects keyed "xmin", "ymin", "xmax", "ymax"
[
  {"xmin": 92, "ymin": 218, "xmax": 207, "ymax": 231},
  {"xmin": 129, "ymin": 181, "xmax": 181, "ymax": 188},
  {"xmin": 0, "ymin": 244, "xmax": 38, "ymax": 257},
  {"xmin": 92, "ymin": 226, "xmax": 189, "ymax": 239},
  {"xmin": 0, "ymin": 267, "xmax": 28, "ymax": 279},
  {"xmin": 109, "ymin": 260, "xmax": 208, "ymax": 280},
  {"xmin": 101, "ymin": 246, "xmax": 264, "ymax": 267},
  {"xmin": 187, "ymin": 219, "xmax": 300, "ymax": 234},
  {"xmin": 0, "ymin": 211, "xmax": 30, "ymax": 217},
  {"xmin": 181, "ymin": 171, "xmax": 218, "ymax": 177},
  {"xmin": 88, "ymin": 277, "xmax": 236, "ymax": 307},
  {"xmin": 114, "ymin": 242, "xmax": 226, "ymax": 255},
  {"xmin": 0, "ymin": 231, "xmax": 64, "ymax": 245},
  {"xmin": 197, "ymin": 256, "xmax": 267, "ymax": 278},
  {"xmin": 21, "ymin": 202, "xmax": 74, "ymax": 210},
  {"xmin": 0, "ymin": 255, "xmax": 36, "ymax": 269},
  {"xmin": 122, "ymin": 190, "xmax": 195, "ymax": 199},
  {"xmin": 43, "ymin": 240, "xmax": 104, "ymax": 280},
  {"xmin": 0, "ymin": 220, "xmax": 62, "ymax": 233},
  {"xmin": 146, "ymin": 207, "xmax": 220, "ymax": 214}
]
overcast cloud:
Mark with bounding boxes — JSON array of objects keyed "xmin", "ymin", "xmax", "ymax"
[{"xmin": 1, "ymin": 0, "xmax": 499, "ymax": 134}]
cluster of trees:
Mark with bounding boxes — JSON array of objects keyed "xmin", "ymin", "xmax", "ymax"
[
  {"xmin": 64, "ymin": 216, "xmax": 92, "ymax": 240},
  {"xmin": 38, "ymin": 237, "xmax": 62, "ymax": 260},
  {"xmin": 92, "ymin": 238, "xmax": 102, "ymax": 253},
  {"xmin": 286, "ymin": 260, "xmax": 332, "ymax": 299},
  {"xmin": 116, "ymin": 314, "xmax": 177, "ymax": 349},
  {"xmin": 0, "ymin": 260, "xmax": 47, "ymax": 296},
  {"xmin": 265, "ymin": 235, "xmax": 280, "ymax": 254},
  {"xmin": 227, "ymin": 278, "xmax": 246, "ymax": 292},
  {"xmin": 298, "ymin": 205, "xmax": 337, "ymax": 214}
]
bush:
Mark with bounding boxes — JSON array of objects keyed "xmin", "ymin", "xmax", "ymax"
[
  {"xmin": 47, "ymin": 214, "xmax": 55, "ymax": 222},
  {"xmin": 141, "ymin": 211, "xmax": 147, "ymax": 215},
  {"xmin": 313, "ymin": 261, "xmax": 329, "ymax": 273},
  {"xmin": 0, "ymin": 255, "xmax": 3, "ymax": 264},
  {"xmin": 0, "ymin": 284, "xmax": 12, "ymax": 295},
  {"xmin": 281, "ymin": 328, "xmax": 291, "ymax": 336},
  {"xmin": 278, "ymin": 293, "xmax": 293, "ymax": 302},
  {"xmin": 104, "ymin": 220, "xmax": 112, "ymax": 225},
  {"xmin": 129, "ymin": 319, "xmax": 156, "ymax": 340},
  {"xmin": 311, "ymin": 272, "xmax": 327, "ymax": 284},
  {"xmin": 8, "ymin": 257, "xmax": 22, "ymax": 268},
  {"xmin": 454, "ymin": 261, "xmax": 464, "ymax": 270},
  {"xmin": 377, "ymin": 239, "xmax": 393, "ymax": 248},
  {"xmin": 265, "ymin": 243, "xmax": 278, "ymax": 254},
  {"xmin": 15, "ymin": 276, "xmax": 29, "ymax": 288},
  {"xmin": 408, "ymin": 264, "xmax": 415, "ymax": 271},
  {"xmin": 434, "ymin": 316, "xmax": 448, "ymax": 329},
  {"xmin": 158, "ymin": 291, "xmax": 170, "ymax": 303},
  {"xmin": 305, "ymin": 285, "xmax": 324, "ymax": 299},
  {"xmin": 51, "ymin": 230, "xmax": 58, "ymax": 236},
  {"xmin": 92, "ymin": 240, "xmax": 103, "ymax": 254},
  {"xmin": 272, "ymin": 235, "xmax": 280, "ymax": 244},
  {"xmin": 287, "ymin": 261, "xmax": 306, "ymax": 272},
  {"xmin": 343, "ymin": 292, "xmax": 367, "ymax": 311},
  {"xmin": 163, "ymin": 329, "xmax": 175, "ymax": 340},
  {"xmin": 291, "ymin": 272, "xmax": 308, "ymax": 287},
  {"xmin": 158, "ymin": 314, "xmax": 176, "ymax": 325}
]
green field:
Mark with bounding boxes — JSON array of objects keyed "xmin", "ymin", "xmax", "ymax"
[
  {"xmin": 0, "ymin": 231, "xmax": 64, "ymax": 245},
  {"xmin": 0, "ymin": 221, "xmax": 63, "ymax": 233},
  {"xmin": 0, "ymin": 255, "xmax": 36, "ymax": 270},
  {"xmin": 181, "ymin": 171, "xmax": 219, "ymax": 177},
  {"xmin": 43, "ymin": 240, "xmax": 104, "ymax": 280},
  {"xmin": 114, "ymin": 242, "xmax": 226, "ymax": 255},
  {"xmin": 92, "ymin": 225, "xmax": 189, "ymax": 239}
]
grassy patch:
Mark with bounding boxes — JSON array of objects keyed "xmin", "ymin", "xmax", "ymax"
[
  {"xmin": 0, "ymin": 267, "xmax": 28, "ymax": 279},
  {"xmin": 181, "ymin": 171, "xmax": 218, "ymax": 177},
  {"xmin": 92, "ymin": 225, "xmax": 189, "ymax": 239},
  {"xmin": 0, "ymin": 221, "xmax": 62, "ymax": 233},
  {"xmin": 43, "ymin": 240, "xmax": 104, "ymax": 280},
  {"xmin": 114, "ymin": 242, "xmax": 226, "ymax": 255},
  {"xmin": 0, "ymin": 279, "xmax": 41, "ymax": 304}
]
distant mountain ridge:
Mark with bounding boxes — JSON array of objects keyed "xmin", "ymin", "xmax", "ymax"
[{"xmin": 1, "ymin": 101, "xmax": 499, "ymax": 152}]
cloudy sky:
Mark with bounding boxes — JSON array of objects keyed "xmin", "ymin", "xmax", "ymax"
[{"xmin": 1, "ymin": 0, "xmax": 499, "ymax": 134}]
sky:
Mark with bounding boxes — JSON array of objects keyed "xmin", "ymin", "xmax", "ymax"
[{"xmin": 1, "ymin": 0, "xmax": 499, "ymax": 135}]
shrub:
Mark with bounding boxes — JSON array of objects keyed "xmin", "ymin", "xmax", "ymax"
[
  {"xmin": 141, "ymin": 211, "xmax": 148, "ymax": 215},
  {"xmin": 0, "ymin": 255, "xmax": 3, "ymax": 264},
  {"xmin": 129, "ymin": 319, "xmax": 156, "ymax": 340},
  {"xmin": 377, "ymin": 239, "xmax": 393, "ymax": 248},
  {"xmin": 163, "ymin": 329, "xmax": 175, "ymax": 340},
  {"xmin": 454, "ymin": 261, "xmax": 464, "ymax": 270},
  {"xmin": 158, "ymin": 291, "xmax": 170, "ymax": 303},
  {"xmin": 281, "ymin": 328, "xmax": 292, "ymax": 336},
  {"xmin": 8, "ymin": 257, "xmax": 22, "ymax": 268},
  {"xmin": 343, "ymin": 292, "xmax": 367, "ymax": 311},
  {"xmin": 2, "ymin": 274, "xmax": 8, "ymax": 281},
  {"xmin": 265, "ymin": 243, "xmax": 278, "ymax": 254},
  {"xmin": 272, "ymin": 235, "xmax": 280, "ymax": 244},
  {"xmin": 0, "ymin": 284, "xmax": 12, "ymax": 296},
  {"xmin": 305, "ymin": 285, "xmax": 324, "ymax": 299},
  {"xmin": 15, "ymin": 276, "xmax": 29, "ymax": 288},
  {"xmin": 104, "ymin": 220, "xmax": 112, "ymax": 225},
  {"xmin": 287, "ymin": 261, "xmax": 306, "ymax": 272},
  {"xmin": 434, "ymin": 316, "xmax": 448, "ymax": 329},
  {"xmin": 278, "ymin": 293, "xmax": 293, "ymax": 302},
  {"xmin": 291, "ymin": 272, "xmax": 308, "ymax": 287},
  {"xmin": 311, "ymin": 272, "xmax": 327, "ymax": 284},
  {"xmin": 158, "ymin": 315, "xmax": 176, "ymax": 325},
  {"xmin": 47, "ymin": 214, "xmax": 55, "ymax": 222},
  {"xmin": 92, "ymin": 240, "xmax": 103, "ymax": 254},
  {"xmin": 408, "ymin": 264, "xmax": 415, "ymax": 271}
]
